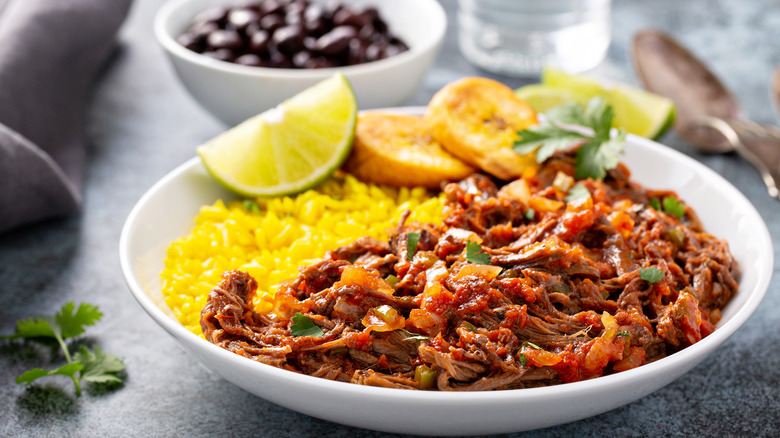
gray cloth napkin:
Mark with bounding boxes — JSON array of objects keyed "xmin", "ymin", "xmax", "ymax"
[{"xmin": 0, "ymin": 0, "xmax": 132, "ymax": 233}]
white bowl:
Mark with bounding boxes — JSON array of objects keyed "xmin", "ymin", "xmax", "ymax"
[
  {"xmin": 154, "ymin": 0, "xmax": 446, "ymax": 125},
  {"xmin": 120, "ymin": 108, "xmax": 772, "ymax": 436}
]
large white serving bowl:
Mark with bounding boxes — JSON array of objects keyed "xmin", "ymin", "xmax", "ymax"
[
  {"xmin": 154, "ymin": 0, "xmax": 446, "ymax": 126},
  {"xmin": 119, "ymin": 108, "xmax": 772, "ymax": 436}
]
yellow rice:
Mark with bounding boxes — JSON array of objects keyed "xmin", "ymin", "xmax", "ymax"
[{"xmin": 161, "ymin": 172, "xmax": 445, "ymax": 336}]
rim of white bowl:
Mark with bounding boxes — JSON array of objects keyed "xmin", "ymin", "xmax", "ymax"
[
  {"xmin": 153, "ymin": 0, "xmax": 447, "ymax": 78},
  {"xmin": 118, "ymin": 111, "xmax": 773, "ymax": 405}
]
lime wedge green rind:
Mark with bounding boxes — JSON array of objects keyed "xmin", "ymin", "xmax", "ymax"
[
  {"xmin": 517, "ymin": 67, "xmax": 676, "ymax": 140},
  {"xmin": 515, "ymin": 84, "xmax": 590, "ymax": 114},
  {"xmin": 197, "ymin": 73, "xmax": 357, "ymax": 197}
]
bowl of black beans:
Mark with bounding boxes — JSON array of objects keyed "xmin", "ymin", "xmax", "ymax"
[{"xmin": 155, "ymin": 0, "xmax": 446, "ymax": 125}]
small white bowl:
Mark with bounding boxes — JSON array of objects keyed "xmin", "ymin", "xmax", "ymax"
[
  {"xmin": 154, "ymin": 0, "xmax": 446, "ymax": 125},
  {"xmin": 120, "ymin": 108, "xmax": 772, "ymax": 436}
]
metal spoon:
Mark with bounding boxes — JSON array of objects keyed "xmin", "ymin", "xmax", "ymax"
[{"xmin": 633, "ymin": 29, "xmax": 780, "ymax": 198}]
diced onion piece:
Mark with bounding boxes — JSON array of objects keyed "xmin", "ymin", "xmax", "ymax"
[
  {"xmin": 601, "ymin": 311, "xmax": 618, "ymax": 340},
  {"xmin": 441, "ymin": 227, "xmax": 483, "ymax": 245},
  {"xmin": 335, "ymin": 265, "xmax": 394, "ymax": 296},
  {"xmin": 454, "ymin": 264, "xmax": 503, "ymax": 282},
  {"xmin": 498, "ymin": 179, "xmax": 531, "ymax": 204},
  {"xmin": 362, "ymin": 305, "xmax": 405, "ymax": 333},
  {"xmin": 566, "ymin": 195, "xmax": 593, "ymax": 212},
  {"xmin": 408, "ymin": 308, "xmax": 446, "ymax": 336},
  {"xmin": 552, "ymin": 171, "xmax": 574, "ymax": 193},
  {"xmin": 529, "ymin": 196, "xmax": 564, "ymax": 213},
  {"xmin": 425, "ymin": 261, "xmax": 449, "ymax": 286},
  {"xmin": 583, "ymin": 337, "xmax": 625, "ymax": 373}
]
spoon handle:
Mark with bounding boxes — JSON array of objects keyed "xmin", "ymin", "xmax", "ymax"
[{"xmin": 699, "ymin": 117, "xmax": 780, "ymax": 198}]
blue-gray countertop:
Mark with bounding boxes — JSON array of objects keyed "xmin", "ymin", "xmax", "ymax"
[{"xmin": 1, "ymin": 0, "xmax": 778, "ymax": 436}]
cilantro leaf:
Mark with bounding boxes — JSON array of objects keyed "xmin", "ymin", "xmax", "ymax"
[
  {"xmin": 514, "ymin": 97, "xmax": 625, "ymax": 180},
  {"xmin": 465, "ymin": 241, "xmax": 491, "ymax": 265},
  {"xmin": 522, "ymin": 341, "xmax": 542, "ymax": 350},
  {"xmin": 662, "ymin": 196, "xmax": 685, "ymax": 220},
  {"xmin": 518, "ymin": 353, "xmax": 529, "ymax": 366},
  {"xmin": 74, "ymin": 346, "xmax": 126, "ymax": 384},
  {"xmin": 406, "ymin": 232, "xmax": 420, "ymax": 261},
  {"xmin": 575, "ymin": 130, "xmax": 626, "ymax": 180},
  {"xmin": 639, "ymin": 267, "xmax": 665, "ymax": 284},
  {"xmin": 16, "ymin": 363, "xmax": 83, "ymax": 386},
  {"xmin": 583, "ymin": 98, "xmax": 614, "ymax": 139},
  {"xmin": 2, "ymin": 302, "xmax": 124, "ymax": 396},
  {"xmin": 565, "ymin": 183, "xmax": 591, "ymax": 202},
  {"xmin": 55, "ymin": 302, "xmax": 103, "ymax": 339},
  {"xmin": 514, "ymin": 123, "xmax": 587, "ymax": 162},
  {"xmin": 616, "ymin": 330, "xmax": 631, "ymax": 337},
  {"xmin": 649, "ymin": 198, "xmax": 662, "ymax": 211},
  {"xmin": 290, "ymin": 313, "xmax": 324, "ymax": 337},
  {"xmin": 400, "ymin": 330, "xmax": 431, "ymax": 343}
]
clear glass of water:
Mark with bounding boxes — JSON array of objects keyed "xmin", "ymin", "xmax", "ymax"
[{"xmin": 457, "ymin": 0, "xmax": 612, "ymax": 76}]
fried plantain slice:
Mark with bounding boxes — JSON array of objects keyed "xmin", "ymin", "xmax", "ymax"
[
  {"xmin": 343, "ymin": 112, "xmax": 475, "ymax": 188},
  {"xmin": 425, "ymin": 77, "xmax": 539, "ymax": 180}
]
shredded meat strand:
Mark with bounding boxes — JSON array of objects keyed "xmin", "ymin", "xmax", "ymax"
[{"xmin": 200, "ymin": 154, "xmax": 739, "ymax": 391}]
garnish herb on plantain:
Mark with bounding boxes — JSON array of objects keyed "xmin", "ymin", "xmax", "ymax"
[{"xmin": 514, "ymin": 97, "xmax": 626, "ymax": 180}]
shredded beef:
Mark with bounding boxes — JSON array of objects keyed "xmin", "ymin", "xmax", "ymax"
[{"xmin": 200, "ymin": 154, "xmax": 739, "ymax": 390}]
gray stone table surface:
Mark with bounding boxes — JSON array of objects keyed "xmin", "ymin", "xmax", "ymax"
[{"xmin": 1, "ymin": 0, "xmax": 779, "ymax": 436}]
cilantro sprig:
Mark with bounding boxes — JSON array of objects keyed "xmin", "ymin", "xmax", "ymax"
[
  {"xmin": 1, "ymin": 302, "xmax": 125, "ymax": 396},
  {"xmin": 406, "ymin": 232, "xmax": 420, "ymax": 261},
  {"xmin": 649, "ymin": 196, "xmax": 685, "ymax": 220},
  {"xmin": 514, "ymin": 98, "xmax": 626, "ymax": 180},
  {"xmin": 290, "ymin": 313, "xmax": 324, "ymax": 337},
  {"xmin": 465, "ymin": 241, "xmax": 491, "ymax": 265},
  {"xmin": 639, "ymin": 267, "xmax": 665, "ymax": 284}
]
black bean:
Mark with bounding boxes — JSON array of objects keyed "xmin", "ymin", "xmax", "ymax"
[
  {"xmin": 207, "ymin": 30, "xmax": 243, "ymax": 50},
  {"xmin": 177, "ymin": 33, "xmax": 202, "ymax": 52},
  {"xmin": 306, "ymin": 56, "xmax": 336, "ymax": 69},
  {"xmin": 193, "ymin": 6, "xmax": 228, "ymax": 25},
  {"xmin": 189, "ymin": 21, "xmax": 219, "ymax": 40},
  {"xmin": 203, "ymin": 48, "xmax": 236, "ymax": 62},
  {"xmin": 303, "ymin": 4, "xmax": 324, "ymax": 22},
  {"xmin": 303, "ymin": 36, "xmax": 318, "ymax": 51},
  {"xmin": 268, "ymin": 49, "xmax": 293, "ymax": 68},
  {"xmin": 260, "ymin": 0, "xmax": 285, "ymax": 15},
  {"xmin": 304, "ymin": 17, "xmax": 327, "ymax": 36},
  {"xmin": 179, "ymin": 0, "xmax": 409, "ymax": 69},
  {"xmin": 333, "ymin": 7, "xmax": 373, "ymax": 29},
  {"xmin": 315, "ymin": 26, "xmax": 356, "ymax": 55},
  {"xmin": 285, "ymin": 10, "xmax": 303, "ymax": 26},
  {"xmin": 250, "ymin": 30, "xmax": 271, "ymax": 53},
  {"xmin": 365, "ymin": 40, "xmax": 388, "ymax": 62},
  {"xmin": 260, "ymin": 14, "xmax": 285, "ymax": 33},
  {"xmin": 273, "ymin": 25, "xmax": 305, "ymax": 54},
  {"xmin": 292, "ymin": 50, "xmax": 311, "ymax": 68},
  {"xmin": 227, "ymin": 8, "xmax": 261, "ymax": 32},
  {"xmin": 347, "ymin": 38, "xmax": 367, "ymax": 64},
  {"xmin": 286, "ymin": 1, "xmax": 308, "ymax": 15},
  {"xmin": 235, "ymin": 53, "xmax": 264, "ymax": 66}
]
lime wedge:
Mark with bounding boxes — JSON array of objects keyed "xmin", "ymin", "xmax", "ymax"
[
  {"xmin": 606, "ymin": 85, "xmax": 676, "ymax": 140},
  {"xmin": 541, "ymin": 67, "xmax": 606, "ymax": 97},
  {"xmin": 527, "ymin": 67, "xmax": 675, "ymax": 139},
  {"xmin": 197, "ymin": 73, "xmax": 357, "ymax": 197},
  {"xmin": 515, "ymin": 84, "xmax": 590, "ymax": 113}
]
